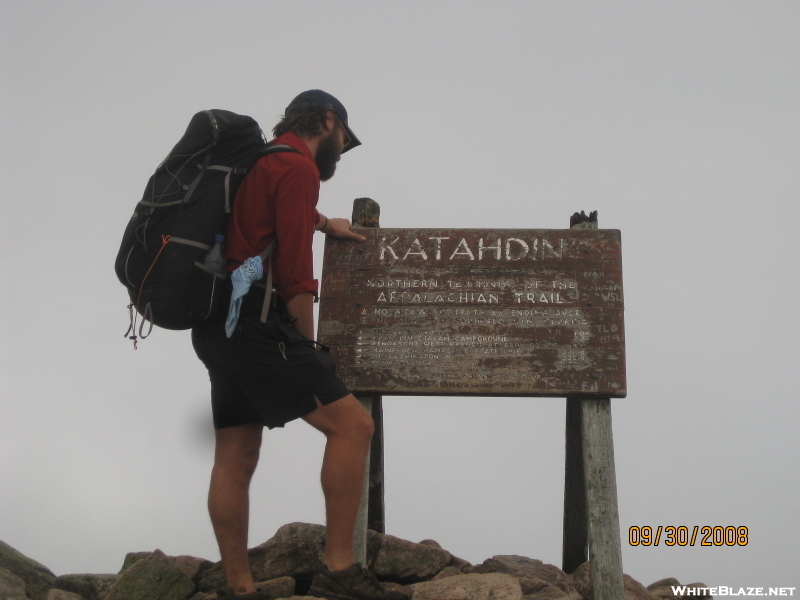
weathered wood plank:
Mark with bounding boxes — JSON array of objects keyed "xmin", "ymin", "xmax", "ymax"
[
  {"xmin": 348, "ymin": 198, "xmax": 385, "ymax": 561},
  {"xmin": 581, "ymin": 398, "xmax": 624, "ymax": 600},
  {"xmin": 563, "ymin": 210, "xmax": 624, "ymax": 599},
  {"xmin": 319, "ymin": 228, "xmax": 626, "ymax": 398}
]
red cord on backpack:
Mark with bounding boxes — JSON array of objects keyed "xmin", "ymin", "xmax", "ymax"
[{"xmin": 126, "ymin": 235, "xmax": 171, "ymax": 349}]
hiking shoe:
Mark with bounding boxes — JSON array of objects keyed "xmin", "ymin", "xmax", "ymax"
[
  {"xmin": 216, "ymin": 586, "xmax": 272, "ymax": 600},
  {"xmin": 309, "ymin": 563, "xmax": 408, "ymax": 600}
]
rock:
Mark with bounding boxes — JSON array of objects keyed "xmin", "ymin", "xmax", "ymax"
[
  {"xmin": 523, "ymin": 585, "xmax": 582, "ymax": 599},
  {"xmin": 647, "ymin": 578, "xmax": 680, "ymax": 591},
  {"xmin": 47, "ymin": 590, "xmax": 86, "ymax": 600},
  {"xmin": 256, "ymin": 575, "xmax": 295, "ymax": 598},
  {"xmin": 268, "ymin": 523, "xmax": 328, "ymax": 559},
  {"xmin": 476, "ymin": 556, "xmax": 570, "ymax": 593},
  {"xmin": 251, "ymin": 539, "xmax": 319, "ymax": 581},
  {"xmin": 432, "ymin": 566, "xmax": 464, "ymax": 580},
  {"xmin": 571, "ymin": 562, "xmax": 659, "ymax": 600},
  {"xmin": 649, "ymin": 586, "xmax": 679, "ymax": 599},
  {"xmin": 411, "ymin": 573, "xmax": 522, "ymax": 600},
  {"xmin": 383, "ymin": 582, "xmax": 408, "ymax": 594},
  {"xmin": 375, "ymin": 534, "xmax": 451, "ymax": 583},
  {"xmin": 0, "ymin": 540, "xmax": 57, "ymax": 600},
  {"xmin": 449, "ymin": 555, "xmax": 472, "ymax": 572},
  {"xmin": 104, "ymin": 549, "xmax": 195, "ymax": 600},
  {"xmin": 200, "ymin": 539, "xmax": 319, "ymax": 593},
  {"xmin": 121, "ymin": 552, "xmax": 211, "ymax": 583},
  {"xmin": 53, "ymin": 574, "xmax": 117, "ymax": 600},
  {"xmin": 571, "ymin": 562, "xmax": 592, "ymax": 598},
  {"xmin": 517, "ymin": 577, "xmax": 552, "ymax": 595},
  {"xmin": 120, "ymin": 552, "xmax": 150, "ymax": 572},
  {"xmin": 0, "ymin": 567, "xmax": 29, "ymax": 600},
  {"xmin": 418, "ymin": 540, "xmax": 442, "ymax": 549},
  {"xmin": 267, "ymin": 522, "xmax": 383, "ymax": 570},
  {"xmin": 623, "ymin": 576, "xmax": 660, "ymax": 600},
  {"xmin": 172, "ymin": 556, "xmax": 214, "ymax": 583}
]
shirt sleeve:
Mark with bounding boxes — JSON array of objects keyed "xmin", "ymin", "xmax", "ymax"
[{"xmin": 271, "ymin": 161, "xmax": 320, "ymax": 302}]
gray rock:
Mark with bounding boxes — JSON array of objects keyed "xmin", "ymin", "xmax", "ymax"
[
  {"xmin": 411, "ymin": 573, "xmax": 522, "ymax": 600},
  {"xmin": 647, "ymin": 578, "xmax": 680, "ymax": 591},
  {"xmin": 120, "ymin": 552, "xmax": 151, "ymax": 573},
  {"xmin": 418, "ymin": 540, "xmax": 442, "ymax": 549},
  {"xmin": 571, "ymin": 562, "xmax": 659, "ymax": 600},
  {"xmin": 383, "ymin": 582, "xmax": 408, "ymax": 595},
  {"xmin": 623, "ymin": 576, "xmax": 660, "ymax": 600},
  {"xmin": 517, "ymin": 577, "xmax": 552, "ymax": 595},
  {"xmin": 47, "ymin": 590, "xmax": 86, "ymax": 600},
  {"xmin": 251, "ymin": 540, "xmax": 320, "ymax": 585},
  {"xmin": 53, "ymin": 574, "xmax": 117, "ymax": 600},
  {"xmin": 104, "ymin": 549, "xmax": 195, "ymax": 600},
  {"xmin": 649, "ymin": 586, "xmax": 677, "ymax": 599},
  {"xmin": 267, "ymin": 522, "xmax": 383, "ymax": 570},
  {"xmin": 256, "ymin": 575, "xmax": 295, "ymax": 599},
  {"xmin": 571, "ymin": 562, "xmax": 592, "ymax": 598},
  {"xmin": 448, "ymin": 555, "xmax": 472, "ymax": 572},
  {"xmin": 200, "ymin": 539, "xmax": 319, "ymax": 592},
  {"xmin": 523, "ymin": 586, "xmax": 582, "ymax": 600},
  {"xmin": 479, "ymin": 556, "xmax": 569, "ymax": 592},
  {"xmin": 0, "ymin": 566, "xmax": 29, "ymax": 600},
  {"xmin": 432, "ymin": 566, "xmax": 464, "ymax": 580},
  {"xmin": 0, "ymin": 540, "xmax": 57, "ymax": 600},
  {"xmin": 172, "ymin": 556, "xmax": 214, "ymax": 583},
  {"xmin": 375, "ymin": 534, "xmax": 451, "ymax": 583},
  {"xmin": 268, "ymin": 523, "xmax": 328, "ymax": 559}
]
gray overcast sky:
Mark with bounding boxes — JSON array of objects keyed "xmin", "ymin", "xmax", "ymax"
[{"xmin": 2, "ymin": 0, "xmax": 798, "ymax": 591}]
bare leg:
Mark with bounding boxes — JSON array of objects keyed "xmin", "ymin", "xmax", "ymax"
[
  {"xmin": 208, "ymin": 422, "xmax": 264, "ymax": 594},
  {"xmin": 302, "ymin": 394, "xmax": 374, "ymax": 571}
]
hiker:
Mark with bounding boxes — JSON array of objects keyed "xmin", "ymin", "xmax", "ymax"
[{"xmin": 190, "ymin": 90, "xmax": 405, "ymax": 600}]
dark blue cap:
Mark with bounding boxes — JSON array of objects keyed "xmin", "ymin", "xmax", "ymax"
[{"xmin": 285, "ymin": 89, "xmax": 361, "ymax": 152}]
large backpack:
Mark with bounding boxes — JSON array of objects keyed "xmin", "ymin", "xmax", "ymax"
[{"xmin": 115, "ymin": 109, "xmax": 299, "ymax": 345}]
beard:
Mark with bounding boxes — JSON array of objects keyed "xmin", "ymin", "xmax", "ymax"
[{"xmin": 315, "ymin": 128, "xmax": 342, "ymax": 181}]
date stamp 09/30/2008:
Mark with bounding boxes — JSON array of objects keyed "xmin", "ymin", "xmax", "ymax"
[{"xmin": 629, "ymin": 525, "xmax": 748, "ymax": 547}]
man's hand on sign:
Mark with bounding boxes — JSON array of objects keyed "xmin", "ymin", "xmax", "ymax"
[{"xmin": 319, "ymin": 215, "xmax": 367, "ymax": 242}]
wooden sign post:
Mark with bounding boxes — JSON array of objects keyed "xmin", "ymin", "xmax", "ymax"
[{"xmin": 318, "ymin": 200, "xmax": 625, "ymax": 599}]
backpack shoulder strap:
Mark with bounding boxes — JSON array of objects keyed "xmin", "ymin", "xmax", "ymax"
[
  {"xmin": 255, "ymin": 144, "xmax": 303, "ymax": 323},
  {"xmin": 261, "ymin": 143, "xmax": 303, "ymax": 156}
]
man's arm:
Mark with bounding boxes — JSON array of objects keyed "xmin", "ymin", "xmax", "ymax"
[{"xmin": 285, "ymin": 215, "xmax": 365, "ymax": 340}]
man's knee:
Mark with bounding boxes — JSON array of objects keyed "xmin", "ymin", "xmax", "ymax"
[
  {"xmin": 353, "ymin": 408, "xmax": 375, "ymax": 442},
  {"xmin": 305, "ymin": 394, "xmax": 374, "ymax": 442},
  {"xmin": 214, "ymin": 423, "xmax": 263, "ymax": 473}
]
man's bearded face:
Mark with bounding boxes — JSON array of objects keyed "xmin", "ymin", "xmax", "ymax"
[{"xmin": 315, "ymin": 125, "xmax": 344, "ymax": 182}]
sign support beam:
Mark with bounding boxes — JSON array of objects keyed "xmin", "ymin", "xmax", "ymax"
[
  {"xmin": 563, "ymin": 211, "xmax": 624, "ymax": 599},
  {"xmin": 351, "ymin": 199, "xmax": 385, "ymax": 566}
]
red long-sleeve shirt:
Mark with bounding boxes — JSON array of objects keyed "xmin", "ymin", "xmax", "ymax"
[{"xmin": 225, "ymin": 132, "xmax": 320, "ymax": 302}]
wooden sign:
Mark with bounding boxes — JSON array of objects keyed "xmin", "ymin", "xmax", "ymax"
[{"xmin": 318, "ymin": 228, "xmax": 626, "ymax": 398}]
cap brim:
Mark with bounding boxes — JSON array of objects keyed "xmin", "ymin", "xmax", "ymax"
[{"xmin": 341, "ymin": 122, "xmax": 361, "ymax": 153}]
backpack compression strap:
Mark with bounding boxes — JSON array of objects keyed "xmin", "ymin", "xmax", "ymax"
[{"xmin": 259, "ymin": 241, "xmax": 276, "ymax": 324}]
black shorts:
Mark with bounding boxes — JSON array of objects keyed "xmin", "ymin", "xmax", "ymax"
[{"xmin": 191, "ymin": 286, "xmax": 351, "ymax": 429}]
